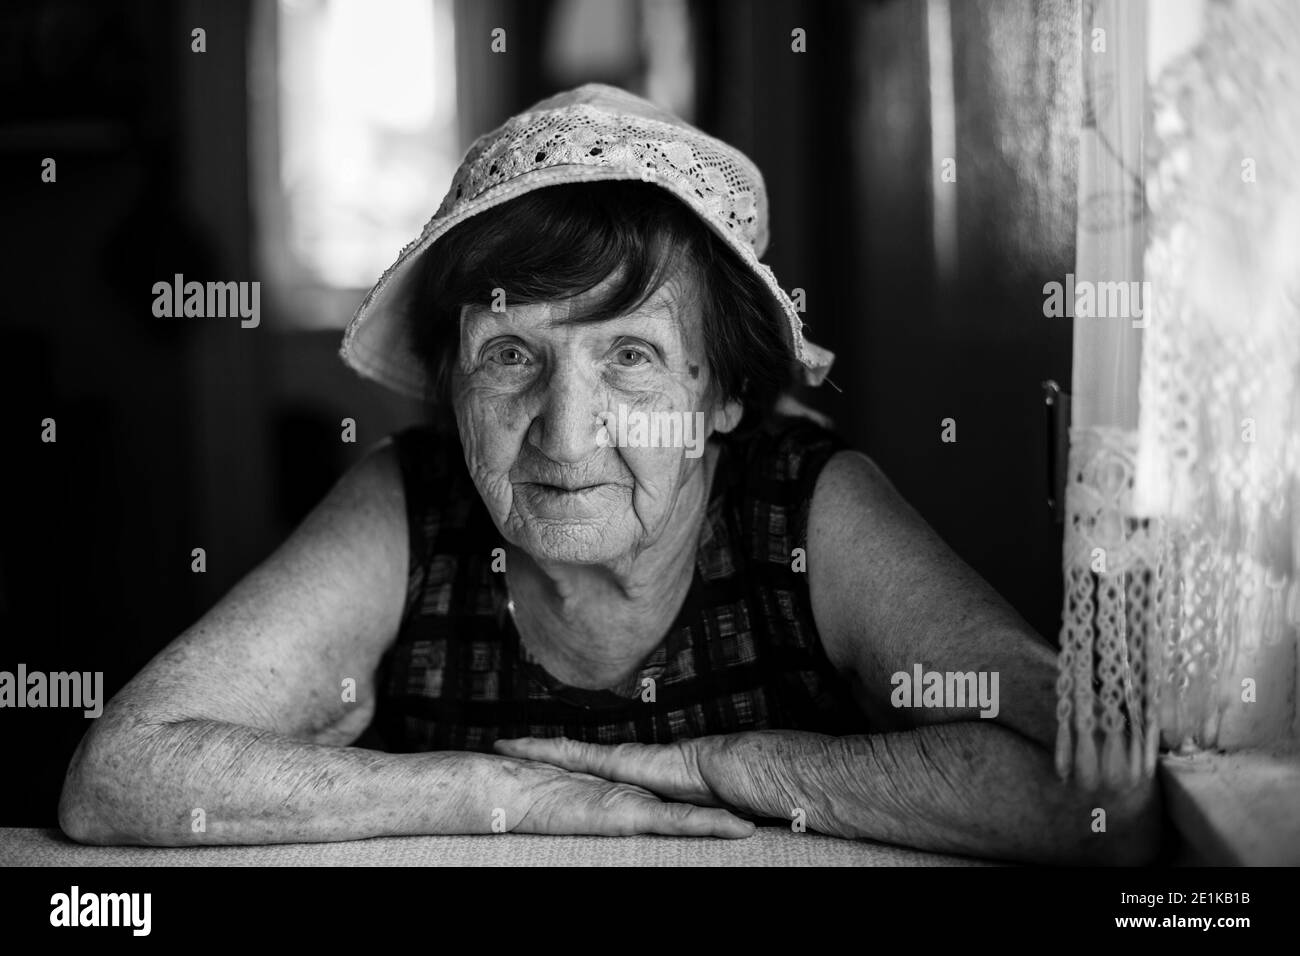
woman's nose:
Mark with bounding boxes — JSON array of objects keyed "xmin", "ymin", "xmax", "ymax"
[{"xmin": 528, "ymin": 364, "xmax": 602, "ymax": 464}]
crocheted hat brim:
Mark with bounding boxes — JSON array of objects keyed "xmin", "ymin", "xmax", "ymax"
[{"xmin": 340, "ymin": 86, "xmax": 833, "ymax": 400}]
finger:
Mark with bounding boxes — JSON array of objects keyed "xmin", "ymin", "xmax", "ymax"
[
  {"xmin": 493, "ymin": 736, "xmax": 576, "ymax": 765},
  {"xmin": 495, "ymin": 737, "xmax": 617, "ymax": 777},
  {"xmin": 642, "ymin": 801, "xmax": 755, "ymax": 839}
]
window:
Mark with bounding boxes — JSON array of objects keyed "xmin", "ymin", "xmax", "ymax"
[{"xmin": 251, "ymin": 0, "xmax": 460, "ymax": 328}]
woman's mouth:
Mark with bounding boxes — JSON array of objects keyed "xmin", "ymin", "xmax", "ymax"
[
  {"xmin": 517, "ymin": 481, "xmax": 618, "ymax": 517},
  {"xmin": 525, "ymin": 481, "xmax": 609, "ymax": 500}
]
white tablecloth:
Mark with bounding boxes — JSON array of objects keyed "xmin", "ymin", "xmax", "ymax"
[{"xmin": 0, "ymin": 826, "xmax": 993, "ymax": 867}]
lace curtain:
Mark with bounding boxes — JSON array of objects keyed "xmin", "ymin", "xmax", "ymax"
[{"xmin": 1056, "ymin": 0, "xmax": 1300, "ymax": 789}]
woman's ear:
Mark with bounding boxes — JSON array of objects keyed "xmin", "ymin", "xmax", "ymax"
[{"xmin": 711, "ymin": 396, "xmax": 744, "ymax": 434}]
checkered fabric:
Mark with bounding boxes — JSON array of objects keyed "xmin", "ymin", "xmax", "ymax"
[{"xmin": 374, "ymin": 416, "xmax": 869, "ymax": 752}]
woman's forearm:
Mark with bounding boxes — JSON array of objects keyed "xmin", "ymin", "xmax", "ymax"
[
  {"xmin": 703, "ymin": 724, "xmax": 1161, "ymax": 864},
  {"xmin": 59, "ymin": 716, "xmax": 518, "ymax": 846}
]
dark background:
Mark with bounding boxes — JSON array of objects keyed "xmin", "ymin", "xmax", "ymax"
[{"xmin": 0, "ymin": 0, "xmax": 1077, "ymax": 827}]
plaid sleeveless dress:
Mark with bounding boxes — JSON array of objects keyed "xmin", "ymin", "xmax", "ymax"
[{"xmin": 374, "ymin": 415, "xmax": 871, "ymax": 752}]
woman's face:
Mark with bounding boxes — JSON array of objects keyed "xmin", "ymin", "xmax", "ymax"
[{"xmin": 451, "ymin": 270, "xmax": 741, "ymax": 568}]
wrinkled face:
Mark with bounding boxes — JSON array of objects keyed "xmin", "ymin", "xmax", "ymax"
[{"xmin": 451, "ymin": 271, "xmax": 741, "ymax": 569}]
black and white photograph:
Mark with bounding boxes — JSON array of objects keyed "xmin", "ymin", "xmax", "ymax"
[{"xmin": 1, "ymin": 0, "xmax": 1297, "ymax": 932}]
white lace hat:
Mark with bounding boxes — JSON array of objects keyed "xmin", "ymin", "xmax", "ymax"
[{"xmin": 339, "ymin": 82, "xmax": 834, "ymax": 399}]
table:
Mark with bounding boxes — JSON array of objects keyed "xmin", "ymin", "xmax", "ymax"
[{"xmin": 0, "ymin": 826, "xmax": 994, "ymax": 866}]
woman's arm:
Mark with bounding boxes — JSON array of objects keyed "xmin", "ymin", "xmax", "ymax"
[
  {"xmin": 60, "ymin": 442, "xmax": 749, "ymax": 845},
  {"xmin": 805, "ymin": 449, "xmax": 1160, "ymax": 860},
  {"xmin": 498, "ymin": 723, "xmax": 1158, "ymax": 863},
  {"xmin": 711, "ymin": 725, "xmax": 1159, "ymax": 863},
  {"xmin": 808, "ymin": 450, "xmax": 1062, "ymax": 745},
  {"xmin": 57, "ymin": 439, "xmax": 465, "ymax": 845}
]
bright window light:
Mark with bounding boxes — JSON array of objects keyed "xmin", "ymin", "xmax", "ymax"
[{"xmin": 275, "ymin": 0, "xmax": 458, "ymax": 290}]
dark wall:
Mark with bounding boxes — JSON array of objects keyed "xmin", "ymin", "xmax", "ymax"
[
  {"xmin": 3, "ymin": 0, "xmax": 205, "ymax": 828},
  {"xmin": 1, "ymin": 0, "xmax": 421, "ymax": 827},
  {"xmin": 694, "ymin": 0, "xmax": 1077, "ymax": 639},
  {"xmin": 849, "ymin": 0, "xmax": 1078, "ymax": 639}
]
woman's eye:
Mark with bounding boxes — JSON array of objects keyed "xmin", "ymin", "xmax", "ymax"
[
  {"xmin": 613, "ymin": 345, "xmax": 650, "ymax": 367},
  {"xmin": 489, "ymin": 345, "xmax": 530, "ymax": 366}
]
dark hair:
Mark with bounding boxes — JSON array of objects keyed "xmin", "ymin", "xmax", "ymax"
[{"xmin": 407, "ymin": 181, "xmax": 794, "ymax": 431}]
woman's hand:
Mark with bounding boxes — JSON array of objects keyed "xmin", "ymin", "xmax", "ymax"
[
  {"xmin": 495, "ymin": 737, "xmax": 739, "ymax": 811},
  {"xmin": 500, "ymin": 755, "xmax": 752, "ymax": 838}
]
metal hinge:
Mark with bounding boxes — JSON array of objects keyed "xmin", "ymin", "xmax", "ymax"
[{"xmin": 1042, "ymin": 380, "xmax": 1070, "ymax": 524}]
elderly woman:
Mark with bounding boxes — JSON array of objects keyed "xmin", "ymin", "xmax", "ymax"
[{"xmin": 59, "ymin": 85, "xmax": 1157, "ymax": 862}]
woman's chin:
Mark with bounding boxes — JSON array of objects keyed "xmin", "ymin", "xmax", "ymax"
[
  {"xmin": 496, "ymin": 485, "xmax": 632, "ymax": 564},
  {"xmin": 511, "ymin": 515, "xmax": 632, "ymax": 566}
]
